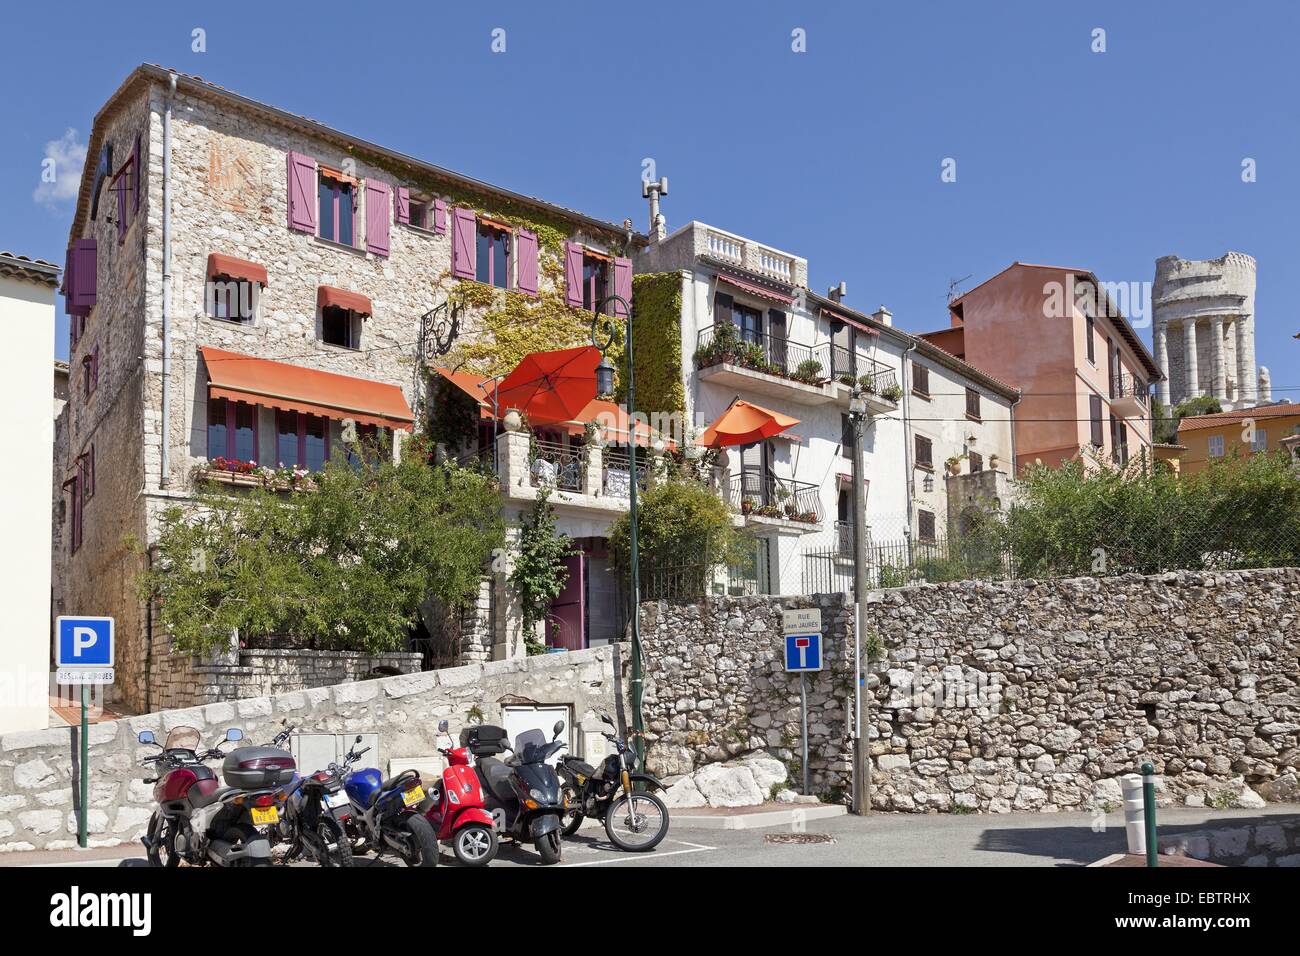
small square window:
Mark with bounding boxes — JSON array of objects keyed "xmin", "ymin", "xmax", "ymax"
[
  {"xmin": 322, "ymin": 306, "xmax": 360, "ymax": 349},
  {"xmin": 1252, "ymin": 428, "xmax": 1268, "ymax": 452},
  {"xmin": 408, "ymin": 197, "xmax": 432, "ymax": 230},
  {"xmin": 1208, "ymin": 434, "xmax": 1225, "ymax": 458},
  {"xmin": 207, "ymin": 276, "xmax": 256, "ymax": 323}
]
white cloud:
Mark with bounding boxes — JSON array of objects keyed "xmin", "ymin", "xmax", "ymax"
[{"xmin": 32, "ymin": 128, "xmax": 88, "ymax": 207}]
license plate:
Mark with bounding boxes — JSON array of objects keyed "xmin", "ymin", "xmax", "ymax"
[
  {"xmin": 401, "ymin": 785, "xmax": 425, "ymax": 807},
  {"xmin": 251, "ymin": 806, "xmax": 279, "ymax": 825},
  {"xmin": 326, "ymin": 792, "xmax": 349, "ymax": 809}
]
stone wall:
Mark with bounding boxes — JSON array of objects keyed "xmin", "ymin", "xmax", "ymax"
[
  {"xmin": 1159, "ymin": 813, "xmax": 1300, "ymax": 867},
  {"xmin": 638, "ymin": 568, "xmax": 1300, "ymax": 812},
  {"xmin": 0, "ymin": 646, "xmax": 623, "ymax": 851}
]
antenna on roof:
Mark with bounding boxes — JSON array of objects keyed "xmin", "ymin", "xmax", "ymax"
[{"xmin": 946, "ymin": 274, "xmax": 973, "ymax": 303}]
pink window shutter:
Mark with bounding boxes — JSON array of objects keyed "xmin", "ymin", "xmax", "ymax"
[
  {"xmin": 612, "ymin": 257, "xmax": 632, "ymax": 318},
  {"xmin": 516, "ymin": 229, "xmax": 539, "ymax": 297},
  {"xmin": 71, "ymin": 239, "xmax": 97, "ymax": 313},
  {"xmin": 394, "ymin": 187, "xmax": 410, "ymax": 225},
  {"xmin": 563, "ymin": 241, "xmax": 584, "ymax": 308},
  {"xmin": 451, "ymin": 208, "xmax": 477, "ymax": 279},
  {"xmin": 365, "ymin": 180, "xmax": 391, "ymax": 256},
  {"xmin": 433, "ymin": 198, "xmax": 447, "ymax": 235},
  {"xmin": 286, "ymin": 151, "xmax": 317, "ymax": 232}
]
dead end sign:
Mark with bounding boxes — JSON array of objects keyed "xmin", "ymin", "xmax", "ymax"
[{"xmin": 782, "ymin": 608, "xmax": 822, "ymax": 672}]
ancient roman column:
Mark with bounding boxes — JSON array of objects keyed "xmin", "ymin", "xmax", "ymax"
[
  {"xmin": 1210, "ymin": 315, "xmax": 1226, "ymax": 403},
  {"xmin": 1154, "ymin": 322, "xmax": 1169, "ymax": 407},
  {"xmin": 1182, "ymin": 319, "xmax": 1199, "ymax": 398},
  {"xmin": 1235, "ymin": 317, "xmax": 1253, "ymax": 406}
]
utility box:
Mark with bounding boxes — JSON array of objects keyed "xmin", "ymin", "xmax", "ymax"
[{"xmin": 291, "ymin": 733, "xmax": 380, "ymax": 775}]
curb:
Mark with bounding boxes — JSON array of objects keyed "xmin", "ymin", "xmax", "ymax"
[{"xmin": 672, "ymin": 804, "xmax": 848, "ymax": 830}]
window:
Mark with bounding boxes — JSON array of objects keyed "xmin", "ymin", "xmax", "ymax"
[
  {"xmin": 65, "ymin": 473, "xmax": 82, "ymax": 554},
  {"xmin": 1085, "ymin": 314, "xmax": 1095, "ymax": 364},
  {"xmin": 733, "ymin": 302, "xmax": 763, "ymax": 344},
  {"xmin": 1110, "ymin": 414, "xmax": 1128, "ymax": 465},
  {"xmin": 476, "ymin": 221, "xmax": 511, "ymax": 289},
  {"xmin": 82, "ymin": 349, "xmax": 95, "ymax": 396},
  {"xmin": 841, "ymin": 413, "xmax": 856, "ymax": 460},
  {"xmin": 408, "ymin": 195, "xmax": 432, "ymax": 230},
  {"xmin": 318, "ymin": 172, "xmax": 355, "ymax": 245},
  {"xmin": 208, "ymin": 277, "xmax": 256, "ymax": 323},
  {"xmin": 207, "ymin": 398, "xmax": 258, "ymax": 463},
  {"xmin": 917, "ymin": 509, "xmax": 936, "ymax": 543},
  {"xmin": 275, "ymin": 410, "xmax": 330, "ymax": 470},
  {"xmin": 1090, "ymin": 394, "xmax": 1104, "ymax": 448},
  {"xmin": 321, "ymin": 306, "xmax": 361, "ymax": 349},
  {"xmin": 1208, "ymin": 434, "xmax": 1225, "ymax": 458},
  {"xmin": 1252, "ymin": 428, "xmax": 1268, "ymax": 452},
  {"xmin": 968, "ymin": 451, "xmax": 983, "ymax": 473},
  {"xmin": 965, "ymin": 387, "xmax": 981, "ymax": 421},
  {"xmin": 912, "ymin": 362, "xmax": 930, "ymax": 397},
  {"xmin": 915, "ymin": 434, "xmax": 933, "ymax": 469},
  {"xmin": 582, "ymin": 253, "xmax": 609, "ymax": 312},
  {"xmin": 345, "ymin": 424, "xmax": 382, "ymax": 469},
  {"xmin": 78, "ymin": 446, "xmax": 95, "ymax": 500},
  {"xmin": 111, "ymin": 158, "xmax": 134, "ymax": 242}
]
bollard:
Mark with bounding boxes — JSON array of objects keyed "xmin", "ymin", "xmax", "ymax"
[
  {"xmin": 1142, "ymin": 761, "xmax": 1158, "ymax": 868},
  {"xmin": 1120, "ymin": 773, "xmax": 1145, "ymax": 854}
]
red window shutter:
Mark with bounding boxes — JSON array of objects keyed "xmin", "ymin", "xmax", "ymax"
[
  {"xmin": 70, "ymin": 239, "xmax": 97, "ymax": 313},
  {"xmin": 433, "ymin": 198, "xmax": 447, "ymax": 235},
  {"xmin": 394, "ymin": 187, "xmax": 410, "ymax": 225},
  {"xmin": 286, "ymin": 151, "xmax": 317, "ymax": 232},
  {"xmin": 516, "ymin": 229, "xmax": 539, "ymax": 297},
  {"xmin": 612, "ymin": 257, "xmax": 632, "ymax": 318},
  {"xmin": 564, "ymin": 241, "xmax": 584, "ymax": 308},
  {"xmin": 451, "ymin": 208, "xmax": 477, "ymax": 279},
  {"xmin": 132, "ymin": 134, "xmax": 142, "ymax": 212},
  {"xmin": 365, "ymin": 180, "xmax": 391, "ymax": 256}
]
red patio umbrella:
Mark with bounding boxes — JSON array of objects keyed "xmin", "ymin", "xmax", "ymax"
[
  {"xmin": 491, "ymin": 346, "xmax": 602, "ymax": 426},
  {"xmin": 697, "ymin": 399, "xmax": 800, "ymax": 448}
]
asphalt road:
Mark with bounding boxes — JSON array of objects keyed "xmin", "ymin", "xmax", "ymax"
[{"xmin": 10, "ymin": 805, "xmax": 1297, "ymax": 868}]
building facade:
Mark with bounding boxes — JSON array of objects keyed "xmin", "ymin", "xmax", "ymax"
[
  {"xmin": 1174, "ymin": 402, "xmax": 1300, "ymax": 475},
  {"xmin": 921, "ymin": 262, "xmax": 1162, "ymax": 474},
  {"xmin": 1, "ymin": 252, "xmax": 60, "ymax": 734}
]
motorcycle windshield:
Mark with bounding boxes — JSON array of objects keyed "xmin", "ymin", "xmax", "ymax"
[{"xmin": 162, "ymin": 726, "xmax": 202, "ymax": 751}]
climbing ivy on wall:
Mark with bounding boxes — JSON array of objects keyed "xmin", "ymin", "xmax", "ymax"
[{"xmin": 620, "ymin": 272, "xmax": 685, "ymax": 417}]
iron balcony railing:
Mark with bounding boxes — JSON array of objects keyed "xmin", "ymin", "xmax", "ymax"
[
  {"xmin": 725, "ymin": 472, "xmax": 822, "ymax": 524},
  {"xmin": 695, "ymin": 324, "xmax": 899, "ymax": 396},
  {"xmin": 530, "ymin": 439, "xmax": 584, "ymax": 492},
  {"xmin": 602, "ymin": 446, "xmax": 650, "ymax": 498},
  {"xmin": 1110, "ymin": 370, "xmax": 1150, "ymax": 407}
]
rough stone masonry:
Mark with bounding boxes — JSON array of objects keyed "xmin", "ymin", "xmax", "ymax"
[{"xmin": 639, "ymin": 568, "xmax": 1300, "ymax": 812}]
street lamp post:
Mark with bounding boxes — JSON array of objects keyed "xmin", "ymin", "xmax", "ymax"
[
  {"xmin": 848, "ymin": 390, "xmax": 872, "ymax": 815},
  {"xmin": 592, "ymin": 293, "xmax": 645, "ymax": 769}
]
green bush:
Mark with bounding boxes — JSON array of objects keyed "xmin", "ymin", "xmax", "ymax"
[{"xmin": 610, "ymin": 477, "xmax": 753, "ymax": 584}]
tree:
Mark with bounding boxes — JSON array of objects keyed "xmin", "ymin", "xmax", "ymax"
[
  {"xmin": 1153, "ymin": 395, "xmax": 1223, "ymax": 444},
  {"xmin": 139, "ymin": 436, "xmax": 504, "ymax": 654},
  {"xmin": 509, "ymin": 488, "xmax": 574, "ymax": 652}
]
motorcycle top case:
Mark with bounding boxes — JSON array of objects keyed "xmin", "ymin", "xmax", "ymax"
[
  {"xmin": 459, "ymin": 724, "xmax": 509, "ymax": 757},
  {"xmin": 222, "ymin": 746, "xmax": 296, "ymax": 789}
]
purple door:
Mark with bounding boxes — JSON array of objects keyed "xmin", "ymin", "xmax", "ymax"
[{"xmin": 546, "ymin": 553, "xmax": 586, "ymax": 651}]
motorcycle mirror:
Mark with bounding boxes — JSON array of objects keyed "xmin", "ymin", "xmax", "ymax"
[
  {"xmin": 354, "ymin": 735, "xmax": 363, "ymax": 744},
  {"xmin": 552, "ymin": 720, "xmax": 566, "ymax": 740},
  {"xmin": 225, "ymin": 728, "xmax": 243, "ymax": 742},
  {"xmin": 137, "ymin": 730, "xmax": 156, "ymax": 745},
  {"xmin": 437, "ymin": 719, "xmax": 449, "ymax": 733}
]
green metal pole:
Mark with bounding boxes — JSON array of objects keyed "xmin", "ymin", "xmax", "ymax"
[
  {"xmin": 626, "ymin": 311, "xmax": 645, "ymax": 772},
  {"xmin": 1142, "ymin": 761, "xmax": 1157, "ymax": 867},
  {"xmin": 79, "ymin": 683, "xmax": 89, "ymax": 849}
]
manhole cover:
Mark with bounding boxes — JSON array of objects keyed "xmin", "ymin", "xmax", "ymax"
[{"xmin": 764, "ymin": 832, "xmax": 836, "ymax": 845}]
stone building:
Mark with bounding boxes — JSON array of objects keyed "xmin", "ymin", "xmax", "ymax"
[
  {"xmin": 1152, "ymin": 252, "xmax": 1260, "ymax": 410},
  {"xmin": 53, "ymin": 65, "xmax": 638, "ymax": 713}
]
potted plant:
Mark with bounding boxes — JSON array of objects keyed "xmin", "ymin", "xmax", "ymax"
[
  {"xmin": 741, "ymin": 497, "xmax": 755, "ymax": 516},
  {"xmin": 793, "ymin": 358, "xmax": 824, "ymax": 384},
  {"xmin": 946, "ymin": 455, "xmax": 963, "ymax": 476},
  {"xmin": 989, "ymin": 453, "xmax": 1001, "ymax": 471},
  {"xmin": 881, "ymin": 382, "xmax": 904, "ymax": 403},
  {"xmin": 858, "ymin": 373, "xmax": 876, "ymax": 394}
]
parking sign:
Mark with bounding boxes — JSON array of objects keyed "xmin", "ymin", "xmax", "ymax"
[{"xmin": 55, "ymin": 616, "xmax": 114, "ymax": 684}]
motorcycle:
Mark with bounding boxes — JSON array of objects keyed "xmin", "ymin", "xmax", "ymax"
[
  {"xmin": 462, "ymin": 721, "xmax": 567, "ymax": 865},
  {"xmin": 420, "ymin": 719, "xmax": 498, "ymax": 866},
  {"xmin": 557, "ymin": 712, "xmax": 670, "ymax": 852},
  {"xmin": 264, "ymin": 725, "xmax": 353, "ymax": 867},
  {"xmin": 339, "ymin": 734, "xmax": 440, "ymax": 866},
  {"xmin": 138, "ymin": 725, "xmax": 295, "ymax": 867}
]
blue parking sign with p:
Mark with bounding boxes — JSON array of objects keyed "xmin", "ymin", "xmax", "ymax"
[
  {"xmin": 56, "ymin": 616, "xmax": 114, "ymax": 667},
  {"xmin": 784, "ymin": 632, "xmax": 822, "ymax": 672}
]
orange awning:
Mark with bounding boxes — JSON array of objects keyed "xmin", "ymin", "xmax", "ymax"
[
  {"xmin": 201, "ymin": 346, "xmax": 413, "ymax": 430},
  {"xmin": 433, "ymin": 367, "xmax": 495, "ymax": 419},
  {"xmin": 207, "ymin": 253, "xmax": 268, "ymax": 286},
  {"xmin": 698, "ymin": 400, "xmax": 800, "ymax": 448},
  {"xmin": 317, "ymin": 285, "xmax": 373, "ymax": 317}
]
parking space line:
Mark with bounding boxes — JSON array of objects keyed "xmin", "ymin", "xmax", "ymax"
[{"xmin": 558, "ymin": 840, "xmax": 716, "ymax": 867}]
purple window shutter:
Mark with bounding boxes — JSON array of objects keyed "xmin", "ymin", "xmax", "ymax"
[
  {"xmin": 563, "ymin": 242, "xmax": 584, "ymax": 308},
  {"xmin": 516, "ymin": 230, "xmax": 539, "ymax": 297},
  {"xmin": 365, "ymin": 180, "xmax": 391, "ymax": 256},
  {"xmin": 433, "ymin": 198, "xmax": 447, "ymax": 235},
  {"xmin": 394, "ymin": 187, "xmax": 410, "ymax": 225},
  {"xmin": 286, "ymin": 151, "xmax": 317, "ymax": 232},
  {"xmin": 116, "ymin": 177, "xmax": 127, "ymax": 243},
  {"xmin": 612, "ymin": 257, "xmax": 632, "ymax": 318},
  {"xmin": 71, "ymin": 239, "xmax": 97, "ymax": 312},
  {"xmin": 451, "ymin": 208, "xmax": 477, "ymax": 279},
  {"xmin": 131, "ymin": 134, "xmax": 142, "ymax": 212}
]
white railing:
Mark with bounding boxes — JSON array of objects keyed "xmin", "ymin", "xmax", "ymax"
[
  {"xmin": 754, "ymin": 248, "xmax": 793, "ymax": 282},
  {"xmin": 706, "ymin": 229, "xmax": 744, "ymax": 264},
  {"xmin": 705, "ymin": 226, "xmax": 798, "ymax": 285}
]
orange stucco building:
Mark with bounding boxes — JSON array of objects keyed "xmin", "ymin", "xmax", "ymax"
[
  {"xmin": 1174, "ymin": 402, "xmax": 1300, "ymax": 475},
  {"xmin": 920, "ymin": 262, "xmax": 1164, "ymax": 474}
]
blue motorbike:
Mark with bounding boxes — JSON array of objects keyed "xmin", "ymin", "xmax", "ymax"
[{"xmin": 338, "ymin": 735, "xmax": 439, "ymax": 867}]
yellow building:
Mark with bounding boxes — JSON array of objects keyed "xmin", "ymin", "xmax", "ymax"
[{"xmin": 1176, "ymin": 402, "xmax": 1300, "ymax": 475}]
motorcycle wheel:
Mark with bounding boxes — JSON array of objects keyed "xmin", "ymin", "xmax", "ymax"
[
  {"xmin": 560, "ymin": 784, "xmax": 584, "ymax": 837},
  {"xmin": 224, "ymin": 823, "xmax": 271, "ymax": 867},
  {"xmin": 535, "ymin": 829, "xmax": 563, "ymax": 865},
  {"xmin": 146, "ymin": 814, "xmax": 180, "ymax": 868},
  {"xmin": 401, "ymin": 814, "xmax": 439, "ymax": 867},
  {"xmin": 604, "ymin": 791, "xmax": 670, "ymax": 852},
  {"xmin": 318, "ymin": 817, "xmax": 353, "ymax": 867},
  {"xmin": 452, "ymin": 823, "xmax": 498, "ymax": 866}
]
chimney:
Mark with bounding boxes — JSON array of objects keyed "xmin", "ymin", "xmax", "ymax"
[
  {"xmin": 828, "ymin": 281, "xmax": 847, "ymax": 303},
  {"xmin": 642, "ymin": 176, "xmax": 668, "ymax": 242},
  {"xmin": 872, "ymin": 304, "xmax": 893, "ymax": 327}
]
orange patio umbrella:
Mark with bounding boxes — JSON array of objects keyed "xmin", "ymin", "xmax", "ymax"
[
  {"xmin": 697, "ymin": 399, "xmax": 800, "ymax": 448},
  {"xmin": 491, "ymin": 346, "xmax": 601, "ymax": 426}
]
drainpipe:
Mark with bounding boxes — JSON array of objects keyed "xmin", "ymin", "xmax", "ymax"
[
  {"xmin": 160, "ymin": 72, "xmax": 176, "ymax": 489},
  {"xmin": 1008, "ymin": 391, "xmax": 1022, "ymax": 477},
  {"xmin": 899, "ymin": 339, "xmax": 918, "ymax": 534}
]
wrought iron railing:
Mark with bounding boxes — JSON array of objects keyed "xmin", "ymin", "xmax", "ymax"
[
  {"xmin": 530, "ymin": 439, "xmax": 584, "ymax": 492},
  {"xmin": 695, "ymin": 324, "xmax": 899, "ymax": 397},
  {"xmin": 1110, "ymin": 370, "xmax": 1150, "ymax": 407},
  {"xmin": 725, "ymin": 473, "xmax": 822, "ymax": 524},
  {"xmin": 602, "ymin": 446, "xmax": 650, "ymax": 498}
]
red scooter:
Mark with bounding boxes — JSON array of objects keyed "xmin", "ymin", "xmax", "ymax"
[{"xmin": 422, "ymin": 719, "xmax": 498, "ymax": 866}]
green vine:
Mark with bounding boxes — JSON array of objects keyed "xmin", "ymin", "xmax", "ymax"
[
  {"xmin": 509, "ymin": 488, "xmax": 575, "ymax": 645},
  {"xmin": 623, "ymin": 273, "xmax": 685, "ymax": 416}
]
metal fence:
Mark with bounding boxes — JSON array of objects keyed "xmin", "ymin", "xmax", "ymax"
[{"xmin": 530, "ymin": 439, "xmax": 584, "ymax": 492}]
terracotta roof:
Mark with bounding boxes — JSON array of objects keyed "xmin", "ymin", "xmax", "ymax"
[
  {"xmin": 0, "ymin": 251, "xmax": 60, "ymax": 288},
  {"xmin": 70, "ymin": 65, "xmax": 643, "ymax": 249},
  {"xmin": 1178, "ymin": 402, "xmax": 1300, "ymax": 432}
]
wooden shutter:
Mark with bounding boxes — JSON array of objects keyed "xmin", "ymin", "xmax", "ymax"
[
  {"xmin": 394, "ymin": 187, "xmax": 410, "ymax": 225},
  {"xmin": 286, "ymin": 151, "xmax": 317, "ymax": 232},
  {"xmin": 451, "ymin": 208, "xmax": 477, "ymax": 279},
  {"xmin": 433, "ymin": 198, "xmax": 447, "ymax": 234},
  {"xmin": 714, "ymin": 291, "xmax": 734, "ymax": 328},
  {"xmin": 365, "ymin": 180, "xmax": 391, "ymax": 256},
  {"xmin": 612, "ymin": 256, "xmax": 632, "ymax": 318},
  {"xmin": 516, "ymin": 229, "xmax": 539, "ymax": 297},
  {"xmin": 915, "ymin": 435, "xmax": 933, "ymax": 468},
  {"xmin": 564, "ymin": 241, "xmax": 584, "ymax": 307},
  {"xmin": 70, "ymin": 239, "xmax": 97, "ymax": 313}
]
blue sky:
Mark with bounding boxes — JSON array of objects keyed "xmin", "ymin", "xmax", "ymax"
[{"xmin": 5, "ymin": 0, "xmax": 1297, "ymax": 398}]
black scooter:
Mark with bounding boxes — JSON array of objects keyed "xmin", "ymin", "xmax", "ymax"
[{"xmin": 463, "ymin": 721, "xmax": 567, "ymax": 865}]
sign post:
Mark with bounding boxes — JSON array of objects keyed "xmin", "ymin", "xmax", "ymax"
[
  {"xmin": 55, "ymin": 616, "xmax": 115, "ymax": 849},
  {"xmin": 782, "ymin": 608, "xmax": 822, "ymax": 796}
]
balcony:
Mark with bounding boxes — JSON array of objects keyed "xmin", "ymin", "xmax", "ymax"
[
  {"xmin": 705, "ymin": 228, "xmax": 797, "ymax": 284},
  {"xmin": 723, "ymin": 472, "xmax": 822, "ymax": 530},
  {"xmin": 529, "ymin": 439, "xmax": 585, "ymax": 492},
  {"xmin": 601, "ymin": 446, "xmax": 650, "ymax": 498},
  {"xmin": 829, "ymin": 353, "xmax": 902, "ymax": 415},
  {"xmin": 694, "ymin": 324, "xmax": 837, "ymax": 406},
  {"xmin": 1109, "ymin": 371, "xmax": 1150, "ymax": 419}
]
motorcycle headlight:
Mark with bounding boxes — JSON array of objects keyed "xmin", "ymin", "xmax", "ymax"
[{"xmin": 529, "ymin": 788, "xmax": 547, "ymax": 803}]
